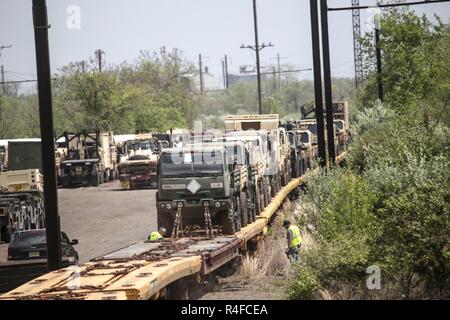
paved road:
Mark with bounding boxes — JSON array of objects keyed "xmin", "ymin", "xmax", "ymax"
[{"xmin": 1, "ymin": 181, "xmax": 158, "ymax": 263}]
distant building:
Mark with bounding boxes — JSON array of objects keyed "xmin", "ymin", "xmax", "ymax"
[{"xmin": 189, "ymin": 66, "xmax": 222, "ymax": 91}]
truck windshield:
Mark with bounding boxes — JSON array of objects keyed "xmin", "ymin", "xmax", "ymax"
[
  {"xmin": 288, "ymin": 133, "xmax": 295, "ymax": 145},
  {"xmin": 307, "ymin": 124, "xmax": 317, "ymax": 135},
  {"xmin": 161, "ymin": 151, "xmax": 224, "ymax": 177},
  {"xmin": 335, "ymin": 122, "xmax": 344, "ymax": 130},
  {"xmin": 128, "ymin": 140, "xmax": 158, "ymax": 152},
  {"xmin": 222, "ymin": 145, "xmax": 244, "ymax": 165},
  {"xmin": 300, "ymin": 133, "xmax": 310, "ymax": 144}
]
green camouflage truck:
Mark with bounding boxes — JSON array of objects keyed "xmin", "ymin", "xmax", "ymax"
[{"xmin": 156, "ymin": 145, "xmax": 245, "ymax": 236}]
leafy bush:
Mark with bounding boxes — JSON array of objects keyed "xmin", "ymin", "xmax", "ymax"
[
  {"xmin": 364, "ymin": 153, "xmax": 450, "ymax": 296},
  {"xmin": 288, "ymin": 266, "xmax": 318, "ymax": 300}
]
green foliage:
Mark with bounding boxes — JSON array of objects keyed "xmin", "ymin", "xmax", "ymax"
[
  {"xmin": 359, "ymin": 8, "xmax": 450, "ymax": 124},
  {"xmin": 289, "ymin": 169, "xmax": 377, "ymax": 298},
  {"xmin": 287, "ymin": 266, "xmax": 318, "ymax": 300}
]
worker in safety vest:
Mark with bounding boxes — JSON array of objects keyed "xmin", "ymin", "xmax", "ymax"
[
  {"xmin": 282, "ymin": 219, "xmax": 302, "ymax": 263},
  {"xmin": 148, "ymin": 227, "xmax": 167, "ymax": 241}
]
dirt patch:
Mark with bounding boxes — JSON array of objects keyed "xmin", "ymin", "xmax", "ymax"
[{"xmin": 201, "ymin": 199, "xmax": 301, "ymax": 300}]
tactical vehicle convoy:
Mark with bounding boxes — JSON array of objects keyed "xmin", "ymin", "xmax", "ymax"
[
  {"xmin": 118, "ymin": 134, "xmax": 160, "ymax": 190},
  {"xmin": 58, "ymin": 131, "xmax": 118, "ymax": 187},
  {"xmin": 156, "ymin": 145, "xmax": 245, "ymax": 236},
  {"xmin": 224, "ymin": 114, "xmax": 292, "ymax": 197}
]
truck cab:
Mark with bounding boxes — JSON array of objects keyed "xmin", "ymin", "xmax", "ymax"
[
  {"xmin": 118, "ymin": 134, "xmax": 159, "ymax": 189},
  {"xmin": 156, "ymin": 145, "xmax": 242, "ymax": 235}
]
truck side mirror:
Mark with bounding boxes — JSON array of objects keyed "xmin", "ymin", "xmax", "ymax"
[{"xmin": 70, "ymin": 239, "xmax": 79, "ymax": 245}]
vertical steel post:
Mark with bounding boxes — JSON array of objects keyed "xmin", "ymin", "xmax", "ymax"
[
  {"xmin": 320, "ymin": 0, "xmax": 336, "ymax": 164},
  {"xmin": 32, "ymin": 0, "xmax": 62, "ymax": 271},
  {"xmin": 309, "ymin": 0, "xmax": 327, "ymax": 167},
  {"xmin": 375, "ymin": 20, "xmax": 384, "ymax": 102}
]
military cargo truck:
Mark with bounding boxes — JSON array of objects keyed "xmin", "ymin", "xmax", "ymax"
[
  {"xmin": 223, "ymin": 133, "xmax": 270, "ymax": 214},
  {"xmin": 156, "ymin": 145, "xmax": 245, "ymax": 236},
  {"xmin": 118, "ymin": 134, "xmax": 159, "ymax": 190},
  {"xmin": 195, "ymin": 140, "xmax": 255, "ymax": 226},
  {"xmin": 224, "ymin": 114, "xmax": 291, "ymax": 198},
  {"xmin": 0, "ymin": 140, "xmax": 45, "ymax": 242},
  {"xmin": 58, "ymin": 131, "xmax": 118, "ymax": 187}
]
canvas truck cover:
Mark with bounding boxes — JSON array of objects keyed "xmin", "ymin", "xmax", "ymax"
[{"xmin": 224, "ymin": 114, "xmax": 280, "ymax": 131}]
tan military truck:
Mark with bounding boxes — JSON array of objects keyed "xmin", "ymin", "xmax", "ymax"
[
  {"xmin": 224, "ymin": 114, "xmax": 292, "ymax": 197},
  {"xmin": 0, "ymin": 170, "xmax": 45, "ymax": 242},
  {"xmin": 118, "ymin": 134, "xmax": 159, "ymax": 190},
  {"xmin": 58, "ymin": 131, "xmax": 118, "ymax": 187},
  {"xmin": 224, "ymin": 133, "xmax": 270, "ymax": 214}
]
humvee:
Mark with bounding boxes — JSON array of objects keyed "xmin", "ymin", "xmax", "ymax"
[{"xmin": 118, "ymin": 134, "xmax": 159, "ymax": 189}]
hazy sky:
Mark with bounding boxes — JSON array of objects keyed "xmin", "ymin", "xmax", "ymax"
[{"xmin": 1, "ymin": 0, "xmax": 449, "ymax": 92}]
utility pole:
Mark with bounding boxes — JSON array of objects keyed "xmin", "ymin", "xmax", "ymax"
[
  {"xmin": 198, "ymin": 54, "xmax": 204, "ymax": 93},
  {"xmin": 240, "ymin": 0, "xmax": 274, "ymax": 114},
  {"xmin": 221, "ymin": 60, "xmax": 226, "ymax": 89},
  {"xmin": 252, "ymin": 0, "xmax": 262, "ymax": 114},
  {"xmin": 1, "ymin": 66, "xmax": 5, "ymax": 95},
  {"xmin": 320, "ymin": 0, "xmax": 336, "ymax": 164},
  {"xmin": 224, "ymin": 55, "xmax": 229, "ymax": 90},
  {"xmin": 32, "ymin": 0, "xmax": 62, "ymax": 271},
  {"xmin": 0, "ymin": 44, "xmax": 12, "ymax": 96},
  {"xmin": 272, "ymin": 66, "xmax": 277, "ymax": 93},
  {"xmin": 253, "ymin": 0, "xmax": 262, "ymax": 114},
  {"xmin": 374, "ymin": 16, "xmax": 384, "ymax": 102},
  {"xmin": 95, "ymin": 49, "xmax": 105, "ymax": 72},
  {"xmin": 309, "ymin": 0, "xmax": 327, "ymax": 167},
  {"xmin": 271, "ymin": 53, "xmax": 287, "ymax": 90}
]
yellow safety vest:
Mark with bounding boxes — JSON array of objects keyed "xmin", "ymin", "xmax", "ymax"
[
  {"xmin": 288, "ymin": 225, "xmax": 302, "ymax": 248},
  {"xmin": 149, "ymin": 231, "xmax": 163, "ymax": 241}
]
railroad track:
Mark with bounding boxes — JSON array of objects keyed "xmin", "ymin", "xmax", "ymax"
[{"xmin": 0, "ymin": 153, "xmax": 346, "ymax": 300}]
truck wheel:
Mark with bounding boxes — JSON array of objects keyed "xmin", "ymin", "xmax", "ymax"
[
  {"xmin": 263, "ymin": 178, "xmax": 270, "ymax": 207},
  {"xmin": 62, "ymin": 176, "xmax": 71, "ymax": 188},
  {"xmin": 91, "ymin": 174, "xmax": 99, "ymax": 187},
  {"xmin": 221, "ymin": 210, "xmax": 236, "ymax": 235},
  {"xmin": 255, "ymin": 185, "xmax": 262, "ymax": 215},
  {"xmin": 258, "ymin": 180, "xmax": 265, "ymax": 212},
  {"xmin": 240, "ymin": 191, "xmax": 248, "ymax": 227},
  {"xmin": 157, "ymin": 211, "xmax": 173, "ymax": 238}
]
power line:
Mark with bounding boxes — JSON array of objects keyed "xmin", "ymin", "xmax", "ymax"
[
  {"xmin": 329, "ymin": 0, "xmax": 450, "ymax": 11},
  {"xmin": 259, "ymin": 68, "xmax": 312, "ymax": 75},
  {"xmin": 0, "ymin": 78, "xmax": 56, "ymax": 84}
]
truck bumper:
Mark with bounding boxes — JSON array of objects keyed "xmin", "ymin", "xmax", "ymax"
[
  {"xmin": 119, "ymin": 174, "xmax": 157, "ymax": 189},
  {"xmin": 157, "ymin": 199, "xmax": 232, "ymax": 221}
]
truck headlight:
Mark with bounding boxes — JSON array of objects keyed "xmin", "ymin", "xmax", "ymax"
[
  {"xmin": 165, "ymin": 203, "xmax": 172, "ymax": 210},
  {"xmin": 214, "ymin": 201, "xmax": 221, "ymax": 208}
]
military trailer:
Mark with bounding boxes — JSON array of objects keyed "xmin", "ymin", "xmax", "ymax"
[
  {"xmin": 118, "ymin": 134, "xmax": 160, "ymax": 190},
  {"xmin": 156, "ymin": 145, "xmax": 245, "ymax": 236}
]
